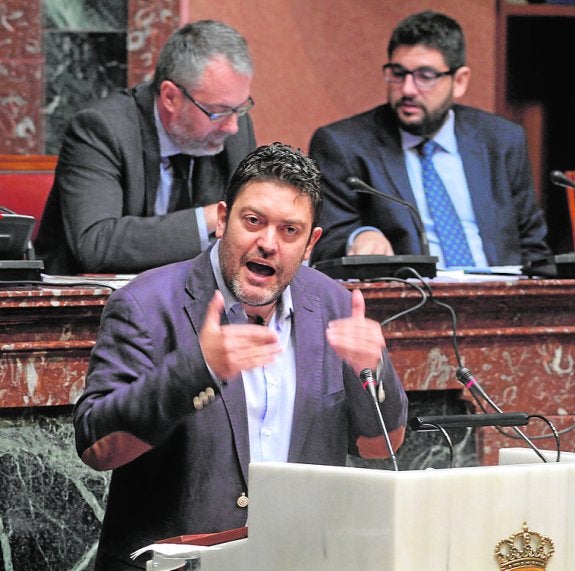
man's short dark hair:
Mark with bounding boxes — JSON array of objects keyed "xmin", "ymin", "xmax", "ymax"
[
  {"xmin": 225, "ymin": 142, "xmax": 323, "ymax": 227},
  {"xmin": 388, "ymin": 10, "xmax": 466, "ymax": 70}
]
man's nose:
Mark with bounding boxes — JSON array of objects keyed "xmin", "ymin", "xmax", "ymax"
[
  {"xmin": 256, "ymin": 227, "xmax": 278, "ymax": 254},
  {"xmin": 218, "ymin": 113, "xmax": 240, "ymax": 135},
  {"xmin": 400, "ymin": 72, "xmax": 420, "ymax": 96}
]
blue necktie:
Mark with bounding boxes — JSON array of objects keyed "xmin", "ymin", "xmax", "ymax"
[{"xmin": 418, "ymin": 140, "xmax": 475, "ymax": 267}]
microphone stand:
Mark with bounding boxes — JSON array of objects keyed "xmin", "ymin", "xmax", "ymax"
[
  {"xmin": 312, "ymin": 177, "xmax": 438, "ymax": 280},
  {"xmin": 456, "ymin": 367, "xmax": 550, "ymax": 463},
  {"xmin": 359, "ymin": 369, "xmax": 399, "ymax": 471},
  {"xmin": 346, "ymin": 176, "xmax": 432, "ymax": 256}
]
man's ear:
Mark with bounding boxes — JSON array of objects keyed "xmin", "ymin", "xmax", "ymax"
[
  {"xmin": 453, "ymin": 66, "xmax": 471, "ymax": 100},
  {"xmin": 304, "ymin": 226, "xmax": 323, "ymax": 261},
  {"xmin": 215, "ymin": 201, "xmax": 228, "ymax": 238},
  {"xmin": 159, "ymin": 80, "xmax": 181, "ymax": 114}
]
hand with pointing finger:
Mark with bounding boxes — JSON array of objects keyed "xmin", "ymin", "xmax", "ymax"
[
  {"xmin": 199, "ymin": 290, "xmax": 282, "ymax": 380},
  {"xmin": 325, "ymin": 288, "xmax": 385, "ymax": 377}
]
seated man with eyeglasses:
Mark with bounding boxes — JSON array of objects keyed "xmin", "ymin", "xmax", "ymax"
[
  {"xmin": 309, "ymin": 10, "xmax": 550, "ymax": 269},
  {"xmin": 35, "ymin": 20, "xmax": 257, "ymax": 275}
]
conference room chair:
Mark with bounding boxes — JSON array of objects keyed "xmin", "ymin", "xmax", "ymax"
[{"xmin": 0, "ymin": 154, "xmax": 57, "ymax": 241}]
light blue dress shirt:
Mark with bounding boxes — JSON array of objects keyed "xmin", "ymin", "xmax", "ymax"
[
  {"xmin": 209, "ymin": 242, "xmax": 296, "ymax": 463},
  {"xmin": 153, "ymin": 103, "xmax": 210, "ymax": 250}
]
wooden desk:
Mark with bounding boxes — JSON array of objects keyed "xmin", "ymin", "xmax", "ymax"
[{"xmin": 1, "ymin": 277, "xmax": 573, "ymax": 465}]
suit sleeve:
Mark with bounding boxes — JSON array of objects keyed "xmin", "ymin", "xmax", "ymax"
[
  {"xmin": 309, "ymin": 127, "xmax": 368, "ymax": 264},
  {"xmin": 344, "ymin": 348, "xmax": 408, "ymax": 459},
  {"xmin": 506, "ymin": 127, "xmax": 550, "ymax": 262},
  {"xmin": 56, "ymin": 108, "xmax": 256, "ymax": 273},
  {"xmin": 73, "ymin": 286, "xmax": 217, "ymax": 471}
]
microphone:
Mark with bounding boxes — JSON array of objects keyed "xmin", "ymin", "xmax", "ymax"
[
  {"xmin": 311, "ymin": 177, "xmax": 438, "ymax": 280},
  {"xmin": 359, "ymin": 368, "xmax": 398, "ymax": 471},
  {"xmin": 550, "ymin": 170, "xmax": 575, "ymax": 189},
  {"xmin": 455, "ymin": 367, "xmax": 549, "ymax": 463},
  {"xmin": 520, "ymin": 169, "xmax": 575, "ymax": 278},
  {"xmin": 346, "ymin": 176, "xmax": 432, "ymax": 257}
]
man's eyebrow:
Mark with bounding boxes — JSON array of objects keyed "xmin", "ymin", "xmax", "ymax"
[{"xmin": 239, "ymin": 205, "xmax": 306, "ymax": 226}]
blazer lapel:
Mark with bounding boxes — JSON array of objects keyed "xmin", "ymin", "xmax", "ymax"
[
  {"xmin": 375, "ymin": 106, "xmax": 419, "ymax": 206},
  {"xmin": 132, "ymin": 83, "xmax": 162, "ymax": 216},
  {"xmin": 184, "ymin": 251, "xmax": 251, "ymax": 484},
  {"xmin": 456, "ymin": 114, "xmax": 498, "ymax": 263},
  {"xmin": 287, "ymin": 276, "xmax": 324, "ymax": 462}
]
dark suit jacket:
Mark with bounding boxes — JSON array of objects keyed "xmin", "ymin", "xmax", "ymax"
[
  {"xmin": 309, "ymin": 104, "xmax": 550, "ymax": 266},
  {"xmin": 34, "ymin": 83, "xmax": 256, "ymax": 275},
  {"xmin": 73, "ymin": 248, "xmax": 408, "ymax": 569}
]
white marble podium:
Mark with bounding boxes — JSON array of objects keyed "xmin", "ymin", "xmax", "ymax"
[{"xmin": 148, "ymin": 451, "xmax": 575, "ymax": 570}]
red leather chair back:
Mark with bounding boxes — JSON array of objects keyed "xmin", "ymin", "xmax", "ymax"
[{"xmin": 0, "ymin": 155, "xmax": 57, "ymax": 240}]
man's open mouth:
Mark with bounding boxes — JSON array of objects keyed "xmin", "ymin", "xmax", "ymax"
[{"xmin": 247, "ymin": 261, "xmax": 275, "ymax": 277}]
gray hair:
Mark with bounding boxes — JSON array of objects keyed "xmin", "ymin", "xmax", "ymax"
[{"xmin": 152, "ymin": 20, "xmax": 253, "ymax": 93}]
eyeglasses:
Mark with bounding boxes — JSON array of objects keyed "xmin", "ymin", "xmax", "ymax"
[
  {"xmin": 172, "ymin": 81, "xmax": 254, "ymax": 122},
  {"xmin": 382, "ymin": 63, "xmax": 459, "ymax": 91}
]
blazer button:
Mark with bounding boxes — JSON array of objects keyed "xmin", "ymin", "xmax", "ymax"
[
  {"xmin": 236, "ymin": 493, "xmax": 249, "ymax": 508},
  {"xmin": 193, "ymin": 396, "xmax": 203, "ymax": 410}
]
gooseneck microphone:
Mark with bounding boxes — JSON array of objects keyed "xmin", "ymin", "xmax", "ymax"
[
  {"xmin": 346, "ymin": 176, "xmax": 432, "ymax": 257},
  {"xmin": 359, "ymin": 368, "xmax": 398, "ymax": 471},
  {"xmin": 306, "ymin": 176, "xmax": 439, "ymax": 279},
  {"xmin": 455, "ymin": 367, "xmax": 548, "ymax": 463},
  {"xmin": 550, "ymin": 170, "xmax": 575, "ymax": 189}
]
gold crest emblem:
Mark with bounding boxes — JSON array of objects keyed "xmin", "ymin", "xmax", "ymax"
[{"xmin": 494, "ymin": 522, "xmax": 554, "ymax": 570}]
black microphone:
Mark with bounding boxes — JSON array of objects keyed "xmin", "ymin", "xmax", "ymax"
[
  {"xmin": 455, "ymin": 367, "xmax": 549, "ymax": 463},
  {"xmin": 359, "ymin": 368, "xmax": 398, "ymax": 471},
  {"xmin": 346, "ymin": 176, "xmax": 432, "ymax": 257},
  {"xmin": 550, "ymin": 170, "xmax": 575, "ymax": 189},
  {"xmin": 410, "ymin": 412, "xmax": 529, "ymax": 431}
]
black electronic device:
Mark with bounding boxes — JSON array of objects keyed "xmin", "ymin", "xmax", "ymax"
[
  {"xmin": 0, "ymin": 208, "xmax": 44, "ymax": 281},
  {"xmin": 313, "ymin": 254, "xmax": 437, "ymax": 280},
  {"xmin": 410, "ymin": 412, "xmax": 529, "ymax": 431},
  {"xmin": 0, "ymin": 211, "xmax": 36, "ymax": 259},
  {"xmin": 522, "ymin": 253, "xmax": 575, "ymax": 278},
  {"xmin": 0, "ymin": 259, "xmax": 44, "ymax": 281}
]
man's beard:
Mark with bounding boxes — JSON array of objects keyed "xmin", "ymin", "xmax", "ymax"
[
  {"xmin": 394, "ymin": 99, "xmax": 451, "ymax": 137},
  {"xmin": 169, "ymin": 117, "xmax": 226, "ymax": 156},
  {"xmin": 228, "ymin": 274, "xmax": 282, "ymax": 307},
  {"xmin": 219, "ymin": 239, "xmax": 288, "ymax": 308}
]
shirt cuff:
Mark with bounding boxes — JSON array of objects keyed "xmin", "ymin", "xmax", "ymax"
[
  {"xmin": 195, "ymin": 207, "xmax": 210, "ymax": 251},
  {"xmin": 347, "ymin": 226, "xmax": 384, "ymax": 254}
]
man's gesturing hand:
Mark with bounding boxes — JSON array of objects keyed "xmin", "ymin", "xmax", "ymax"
[
  {"xmin": 199, "ymin": 291, "xmax": 282, "ymax": 380},
  {"xmin": 325, "ymin": 288, "xmax": 385, "ymax": 377}
]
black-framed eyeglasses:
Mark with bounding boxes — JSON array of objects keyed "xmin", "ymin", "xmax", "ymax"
[
  {"xmin": 382, "ymin": 63, "xmax": 459, "ymax": 91},
  {"xmin": 171, "ymin": 81, "xmax": 254, "ymax": 122}
]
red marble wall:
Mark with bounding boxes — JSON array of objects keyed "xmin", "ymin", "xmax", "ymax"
[
  {"xmin": 0, "ymin": 0, "xmax": 45, "ymax": 153},
  {"xmin": 0, "ymin": 0, "xmax": 179, "ymax": 155},
  {"xmin": 128, "ymin": 0, "xmax": 182, "ymax": 86}
]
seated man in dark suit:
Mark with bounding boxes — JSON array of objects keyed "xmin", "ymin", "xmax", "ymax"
[
  {"xmin": 35, "ymin": 20, "xmax": 256, "ymax": 275},
  {"xmin": 309, "ymin": 10, "xmax": 550, "ymax": 269}
]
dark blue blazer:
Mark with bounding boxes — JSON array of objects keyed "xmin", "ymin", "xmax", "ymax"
[
  {"xmin": 309, "ymin": 104, "xmax": 550, "ymax": 265},
  {"xmin": 73, "ymin": 247, "xmax": 408, "ymax": 569}
]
